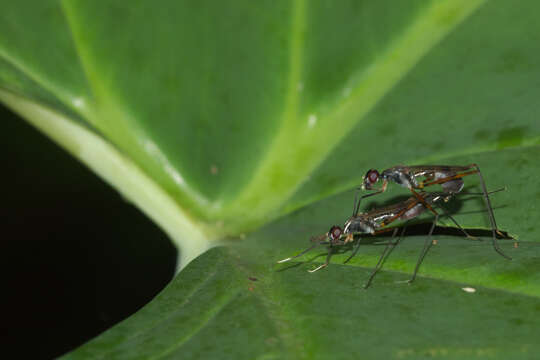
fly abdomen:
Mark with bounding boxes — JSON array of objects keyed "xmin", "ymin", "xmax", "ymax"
[
  {"xmin": 433, "ymin": 171, "xmax": 464, "ymax": 193},
  {"xmin": 400, "ymin": 203, "xmax": 425, "ymax": 221}
]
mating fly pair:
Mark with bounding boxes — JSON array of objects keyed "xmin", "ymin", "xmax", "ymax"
[
  {"xmin": 278, "ymin": 163, "xmax": 510, "ymax": 288},
  {"xmin": 357, "ymin": 164, "xmax": 510, "ymax": 260}
]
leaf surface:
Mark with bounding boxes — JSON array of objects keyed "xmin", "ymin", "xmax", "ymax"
[
  {"xmin": 2, "ymin": 1, "xmax": 540, "ymax": 358},
  {"xmin": 65, "ymin": 146, "xmax": 540, "ymax": 359}
]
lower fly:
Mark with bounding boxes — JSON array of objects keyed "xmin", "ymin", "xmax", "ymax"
[{"xmin": 278, "ymin": 188, "xmax": 506, "ymax": 288}]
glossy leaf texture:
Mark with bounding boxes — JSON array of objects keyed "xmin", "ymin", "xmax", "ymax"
[
  {"xmin": 65, "ymin": 147, "xmax": 540, "ymax": 359},
  {"xmin": 2, "ymin": 0, "xmax": 540, "ymax": 358},
  {"xmin": 3, "ymin": 0, "xmax": 530, "ymax": 246}
]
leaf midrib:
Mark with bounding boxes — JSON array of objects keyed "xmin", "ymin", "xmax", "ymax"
[{"xmin": 223, "ymin": 0, "xmax": 488, "ymax": 233}]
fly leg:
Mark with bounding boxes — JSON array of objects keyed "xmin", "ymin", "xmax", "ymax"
[
  {"xmin": 407, "ymin": 214, "xmax": 439, "ymax": 284},
  {"xmin": 277, "ymin": 233, "xmax": 330, "ymax": 264},
  {"xmin": 343, "ymin": 236, "xmax": 362, "ymax": 264},
  {"xmin": 419, "ymin": 165, "xmax": 511, "ymax": 260},
  {"xmin": 364, "ymin": 227, "xmax": 405, "ymax": 289},
  {"xmin": 353, "ymin": 188, "xmax": 385, "ymax": 216},
  {"xmin": 308, "ymin": 244, "xmax": 335, "ymax": 273},
  {"xmin": 343, "ymin": 226, "xmax": 401, "ymax": 265},
  {"xmin": 468, "ymin": 164, "xmax": 511, "ymax": 259}
]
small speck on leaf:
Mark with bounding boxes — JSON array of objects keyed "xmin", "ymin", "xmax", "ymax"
[{"xmin": 462, "ymin": 287, "xmax": 476, "ymax": 293}]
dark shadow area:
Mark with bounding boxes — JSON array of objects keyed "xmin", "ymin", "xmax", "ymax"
[
  {"xmin": 278, "ymin": 222, "xmax": 513, "ymax": 271},
  {"xmin": 0, "ymin": 103, "xmax": 177, "ymax": 358},
  {"xmin": 380, "ymin": 222, "xmax": 512, "ymax": 239}
]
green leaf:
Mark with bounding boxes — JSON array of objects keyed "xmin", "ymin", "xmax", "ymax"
[
  {"xmin": 2, "ymin": 0, "xmax": 540, "ymax": 358},
  {"xmin": 0, "ymin": 0, "xmax": 498, "ymax": 252},
  {"xmin": 65, "ymin": 146, "xmax": 540, "ymax": 359}
]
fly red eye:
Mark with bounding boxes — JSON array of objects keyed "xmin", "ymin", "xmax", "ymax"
[
  {"xmin": 329, "ymin": 226, "xmax": 342, "ymax": 240},
  {"xmin": 366, "ymin": 169, "xmax": 379, "ymax": 184}
]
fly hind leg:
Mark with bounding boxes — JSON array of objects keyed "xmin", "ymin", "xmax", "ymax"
[
  {"xmin": 466, "ymin": 163, "xmax": 511, "ymax": 260},
  {"xmin": 417, "ymin": 164, "xmax": 511, "ymax": 260},
  {"xmin": 406, "ymin": 214, "xmax": 439, "ymax": 284}
]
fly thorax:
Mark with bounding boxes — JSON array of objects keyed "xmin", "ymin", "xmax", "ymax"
[
  {"xmin": 382, "ymin": 168, "xmax": 416, "ymax": 189},
  {"xmin": 344, "ymin": 216, "xmax": 375, "ymax": 235}
]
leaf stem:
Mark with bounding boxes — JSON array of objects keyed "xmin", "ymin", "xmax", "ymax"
[{"xmin": 0, "ymin": 89, "xmax": 213, "ymax": 270}]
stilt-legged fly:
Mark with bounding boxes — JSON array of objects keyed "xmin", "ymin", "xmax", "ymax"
[
  {"xmin": 279, "ymin": 188, "xmax": 505, "ymax": 288},
  {"xmin": 356, "ymin": 164, "xmax": 510, "ymax": 260}
]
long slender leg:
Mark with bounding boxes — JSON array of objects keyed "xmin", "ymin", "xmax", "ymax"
[
  {"xmin": 460, "ymin": 187, "xmax": 506, "ymax": 196},
  {"xmin": 418, "ymin": 166, "xmax": 511, "ymax": 260},
  {"xmin": 410, "ymin": 188, "xmax": 439, "ymax": 217},
  {"xmin": 469, "ymin": 164, "xmax": 511, "ymax": 260},
  {"xmin": 308, "ymin": 245, "xmax": 334, "ymax": 273},
  {"xmin": 407, "ymin": 214, "xmax": 439, "ymax": 283},
  {"xmin": 408, "ymin": 188, "xmax": 472, "ymax": 238},
  {"xmin": 277, "ymin": 237, "xmax": 329, "ymax": 263},
  {"xmin": 344, "ymin": 236, "xmax": 362, "ymax": 264},
  {"xmin": 353, "ymin": 189, "xmax": 384, "ymax": 216},
  {"xmin": 352, "ymin": 189, "xmax": 360, "ymax": 217},
  {"xmin": 343, "ymin": 227, "xmax": 405, "ymax": 266},
  {"xmin": 364, "ymin": 227, "xmax": 403, "ymax": 289},
  {"xmin": 374, "ymin": 187, "xmax": 497, "ymax": 248},
  {"xmin": 436, "ymin": 203, "xmax": 476, "ymax": 240},
  {"xmin": 435, "ymin": 187, "xmax": 506, "ymax": 240}
]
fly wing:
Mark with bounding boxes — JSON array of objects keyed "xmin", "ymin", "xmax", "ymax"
[
  {"xmin": 407, "ymin": 165, "xmax": 471, "ymax": 177},
  {"xmin": 363, "ymin": 196, "xmax": 417, "ymax": 220},
  {"xmin": 418, "ymin": 191, "xmax": 449, "ymax": 206}
]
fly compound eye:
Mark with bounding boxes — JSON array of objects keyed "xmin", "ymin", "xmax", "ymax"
[
  {"xmin": 328, "ymin": 226, "xmax": 342, "ymax": 241},
  {"xmin": 363, "ymin": 169, "xmax": 380, "ymax": 189},
  {"xmin": 367, "ymin": 169, "xmax": 380, "ymax": 184}
]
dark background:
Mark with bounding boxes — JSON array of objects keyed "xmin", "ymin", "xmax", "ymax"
[{"xmin": 0, "ymin": 103, "xmax": 177, "ymax": 358}]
